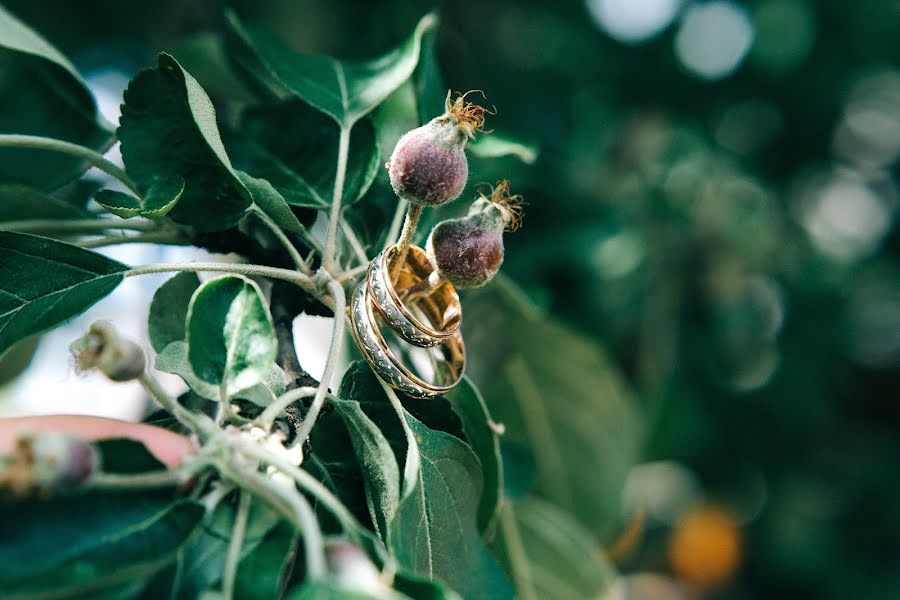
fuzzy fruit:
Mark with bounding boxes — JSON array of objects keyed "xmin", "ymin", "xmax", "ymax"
[
  {"xmin": 388, "ymin": 91, "xmax": 492, "ymax": 207},
  {"xmin": 427, "ymin": 180, "xmax": 523, "ymax": 289}
]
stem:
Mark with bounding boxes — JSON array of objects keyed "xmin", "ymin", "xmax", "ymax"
[
  {"xmin": 1, "ymin": 218, "xmax": 157, "ymax": 233},
  {"xmin": 79, "ymin": 231, "xmax": 185, "ymax": 249},
  {"xmin": 0, "ymin": 134, "xmax": 140, "ymax": 195},
  {"xmin": 220, "ymin": 462, "xmax": 326, "ymax": 577},
  {"xmin": 336, "ymin": 264, "xmax": 368, "ymax": 283},
  {"xmin": 293, "ymin": 278, "xmax": 346, "ymax": 443},
  {"xmin": 258, "ymin": 386, "xmax": 317, "ymax": 431},
  {"xmin": 237, "ymin": 440, "xmax": 361, "ymax": 534},
  {"xmin": 389, "ymin": 204, "xmax": 423, "ymax": 282},
  {"xmin": 384, "ymin": 199, "xmax": 408, "ymax": 251},
  {"xmin": 323, "ymin": 126, "xmax": 351, "ymax": 273},
  {"xmin": 126, "ymin": 263, "xmax": 323, "ymax": 305},
  {"xmin": 340, "ymin": 218, "xmax": 369, "ymax": 266},
  {"xmin": 138, "ymin": 372, "xmax": 213, "ymax": 437},
  {"xmin": 89, "ymin": 469, "xmax": 185, "ymax": 490},
  {"xmin": 222, "ymin": 491, "xmax": 251, "ymax": 600},
  {"xmin": 250, "ymin": 206, "xmax": 309, "ymax": 274}
]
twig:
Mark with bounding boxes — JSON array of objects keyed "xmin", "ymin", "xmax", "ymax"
[
  {"xmin": 389, "ymin": 204, "xmax": 423, "ymax": 282},
  {"xmin": 258, "ymin": 386, "xmax": 317, "ymax": 431},
  {"xmin": 250, "ymin": 206, "xmax": 310, "ymax": 274},
  {"xmin": 222, "ymin": 491, "xmax": 251, "ymax": 600},
  {"xmin": 323, "ymin": 126, "xmax": 351, "ymax": 272},
  {"xmin": 1, "ymin": 218, "xmax": 157, "ymax": 233}
]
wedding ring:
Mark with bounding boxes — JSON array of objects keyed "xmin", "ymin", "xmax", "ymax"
[
  {"xmin": 350, "ymin": 277, "xmax": 465, "ymax": 399},
  {"xmin": 366, "ymin": 245, "xmax": 461, "ymax": 348}
]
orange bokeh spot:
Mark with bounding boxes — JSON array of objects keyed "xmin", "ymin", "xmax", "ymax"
[{"xmin": 668, "ymin": 506, "xmax": 742, "ymax": 588}]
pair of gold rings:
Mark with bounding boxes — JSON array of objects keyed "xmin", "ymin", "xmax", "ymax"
[{"xmin": 350, "ymin": 245, "xmax": 465, "ymax": 398}]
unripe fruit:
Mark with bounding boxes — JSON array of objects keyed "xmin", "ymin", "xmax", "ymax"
[
  {"xmin": 388, "ymin": 91, "xmax": 493, "ymax": 207},
  {"xmin": 0, "ymin": 432, "xmax": 96, "ymax": 497},
  {"xmin": 70, "ymin": 321, "xmax": 146, "ymax": 382},
  {"xmin": 427, "ymin": 180, "xmax": 524, "ymax": 289},
  {"xmin": 324, "ymin": 539, "xmax": 388, "ymax": 593}
]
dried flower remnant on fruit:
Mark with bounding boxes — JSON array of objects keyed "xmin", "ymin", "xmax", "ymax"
[
  {"xmin": 427, "ymin": 180, "xmax": 525, "ymax": 288},
  {"xmin": 70, "ymin": 321, "xmax": 146, "ymax": 382},
  {"xmin": 387, "ymin": 90, "xmax": 495, "ymax": 207},
  {"xmin": 0, "ymin": 432, "xmax": 96, "ymax": 498}
]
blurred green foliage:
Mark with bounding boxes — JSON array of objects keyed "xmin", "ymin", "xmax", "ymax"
[{"xmin": 5, "ymin": 0, "xmax": 898, "ymax": 597}]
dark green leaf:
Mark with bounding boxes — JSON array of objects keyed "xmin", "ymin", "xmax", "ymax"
[
  {"xmin": 0, "ymin": 491, "xmax": 203, "ymax": 599},
  {"xmin": 186, "ymin": 275, "xmax": 277, "ymax": 397},
  {"xmin": 233, "ymin": 522, "xmax": 297, "ymax": 600},
  {"xmin": 463, "ymin": 276, "xmax": 643, "ymax": 540},
  {"xmin": 172, "ymin": 495, "xmax": 281, "ymax": 599},
  {"xmin": 0, "ymin": 231, "xmax": 127, "ymax": 357},
  {"xmin": 0, "ymin": 335, "xmax": 39, "ymax": 386},
  {"xmin": 225, "ymin": 12, "xmax": 437, "ymax": 127},
  {"xmin": 238, "ymin": 170, "xmax": 306, "ymax": 233},
  {"xmin": 148, "ymin": 272, "xmax": 201, "ymax": 354},
  {"xmin": 331, "ymin": 397, "xmax": 401, "ymax": 540},
  {"xmin": 227, "ymin": 101, "xmax": 380, "ymax": 209},
  {"xmin": 94, "ymin": 438, "xmax": 167, "ymax": 474},
  {"xmin": 94, "ymin": 175, "xmax": 185, "ymax": 219},
  {"xmin": 493, "ymin": 497, "xmax": 617, "ymax": 600},
  {"xmin": 118, "ymin": 53, "xmax": 252, "ymax": 232},
  {"xmin": 445, "ymin": 377, "xmax": 504, "ymax": 535},
  {"xmin": 0, "ymin": 185, "xmax": 90, "ymax": 221},
  {"xmin": 388, "ymin": 412, "xmax": 515, "ymax": 600},
  {"xmin": 0, "ymin": 5, "xmax": 113, "ymax": 190}
]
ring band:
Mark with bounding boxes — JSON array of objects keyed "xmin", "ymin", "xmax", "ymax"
[
  {"xmin": 350, "ymin": 277, "xmax": 465, "ymax": 399},
  {"xmin": 367, "ymin": 245, "xmax": 461, "ymax": 348}
]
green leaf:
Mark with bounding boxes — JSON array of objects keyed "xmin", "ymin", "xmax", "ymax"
[
  {"xmin": 148, "ymin": 272, "xmax": 201, "ymax": 354},
  {"xmin": 493, "ymin": 497, "xmax": 618, "ymax": 600},
  {"xmin": 94, "ymin": 175, "xmax": 185, "ymax": 219},
  {"xmin": 170, "ymin": 495, "xmax": 281, "ymax": 599},
  {"xmin": 0, "ymin": 491, "xmax": 203, "ymax": 598},
  {"xmin": 445, "ymin": 378, "xmax": 504, "ymax": 535},
  {"xmin": 225, "ymin": 11, "xmax": 437, "ymax": 127},
  {"xmin": 185, "ymin": 275, "xmax": 277, "ymax": 397},
  {"xmin": 156, "ymin": 340, "xmax": 285, "ymax": 407},
  {"xmin": 0, "ymin": 335, "xmax": 40, "ymax": 386},
  {"xmin": 227, "ymin": 100, "xmax": 380, "ymax": 209},
  {"xmin": 237, "ymin": 170, "xmax": 305, "ymax": 233},
  {"xmin": 468, "ymin": 134, "xmax": 539, "ymax": 165},
  {"xmin": 0, "ymin": 185, "xmax": 91, "ymax": 221},
  {"xmin": 0, "ymin": 5, "xmax": 113, "ymax": 190},
  {"xmin": 94, "ymin": 438, "xmax": 167, "ymax": 474},
  {"xmin": 331, "ymin": 397, "xmax": 401, "ymax": 540},
  {"xmin": 463, "ymin": 276, "xmax": 643, "ymax": 539},
  {"xmin": 233, "ymin": 522, "xmax": 297, "ymax": 600},
  {"xmin": 388, "ymin": 412, "xmax": 515, "ymax": 600},
  {"xmin": 118, "ymin": 53, "xmax": 252, "ymax": 232},
  {"xmin": 0, "ymin": 231, "xmax": 127, "ymax": 357}
]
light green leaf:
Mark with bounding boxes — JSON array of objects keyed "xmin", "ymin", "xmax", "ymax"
[
  {"xmin": 463, "ymin": 276, "xmax": 643, "ymax": 540},
  {"xmin": 233, "ymin": 522, "xmax": 297, "ymax": 600},
  {"xmin": 118, "ymin": 53, "xmax": 252, "ymax": 232},
  {"xmin": 469, "ymin": 134, "xmax": 539, "ymax": 165},
  {"xmin": 225, "ymin": 11, "xmax": 437, "ymax": 127},
  {"xmin": 94, "ymin": 176, "xmax": 185, "ymax": 220},
  {"xmin": 0, "ymin": 5, "xmax": 113, "ymax": 190},
  {"xmin": 0, "ymin": 185, "xmax": 91, "ymax": 221},
  {"xmin": 0, "ymin": 231, "xmax": 127, "ymax": 357},
  {"xmin": 185, "ymin": 275, "xmax": 277, "ymax": 397},
  {"xmin": 445, "ymin": 377, "xmax": 504, "ymax": 535},
  {"xmin": 227, "ymin": 101, "xmax": 380, "ymax": 209},
  {"xmin": 148, "ymin": 272, "xmax": 201, "ymax": 353},
  {"xmin": 493, "ymin": 497, "xmax": 618, "ymax": 600},
  {"xmin": 156, "ymin": 340, "xmax": 284, "ymax": 407},
  {"xmin": 331, "ymin": 397, "xmax": 401, "ymax": 540}
]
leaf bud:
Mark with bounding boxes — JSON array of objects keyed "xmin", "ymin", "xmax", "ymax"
[{"xmin": 70, "ymin": 321, "xmax": 146, "ymax": 382}]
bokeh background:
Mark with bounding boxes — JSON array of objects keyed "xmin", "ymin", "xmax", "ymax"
[{"xmin": 2, "ymin": 0, "xmax": 899, "ymax": 598}]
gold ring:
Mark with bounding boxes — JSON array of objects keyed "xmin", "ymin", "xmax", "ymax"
[
  {"xmin": 350, "ymin": 277, "xmax": 465, "ymax": 398},
  {"xmin": 366, "ymin": 245, "xmax": 461, "ymax": 348}
]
